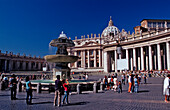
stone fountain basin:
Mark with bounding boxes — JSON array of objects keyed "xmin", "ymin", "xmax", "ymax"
[{"xmin": 44, "ymin": 55, "xmax": 78, "ymax": 63}]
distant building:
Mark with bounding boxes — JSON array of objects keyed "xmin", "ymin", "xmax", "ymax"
[
  {"xmin": 68, "ymin": 17, "xmax": 170, "ymax": 73},
  {"xmin": 0, "ymin": 51, "xmax": 54, "ymax": 72}
]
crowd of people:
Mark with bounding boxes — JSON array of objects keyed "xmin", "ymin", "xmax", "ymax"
[{"xmin": 102, "ymin": 72, "xmax": 148, "ymax": 94}]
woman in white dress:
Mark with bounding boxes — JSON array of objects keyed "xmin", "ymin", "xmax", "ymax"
[{"xmin": 163, "ymin": 74, "xmax": 170, "ymax": 103}]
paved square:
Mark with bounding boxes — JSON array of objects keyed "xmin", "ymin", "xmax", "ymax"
[{"xmin": 0, "ymin": 77, "xmax": 169, "ymax": 110}]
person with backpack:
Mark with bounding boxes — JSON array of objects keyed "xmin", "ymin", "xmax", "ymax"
[
  {"xmin": 9, "ymin": 74, "xmax": 17, "ymax": 100},
  {"xmin": 54, "ymin": 75, "xmax": 62, "ymax": 107},
  {"xmin": 25, "ymin": 76, "xmax": 32, "ymax": 105}
]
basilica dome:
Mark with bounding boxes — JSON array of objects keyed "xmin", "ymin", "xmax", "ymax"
[{"xmin": 101, "ymin": 17, "xmax": 119, "ymax": 37}]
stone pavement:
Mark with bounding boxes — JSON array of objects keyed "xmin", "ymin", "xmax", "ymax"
[{"xmin": 0, "ymin": 77, "xmax": 170, "ymax": 110}]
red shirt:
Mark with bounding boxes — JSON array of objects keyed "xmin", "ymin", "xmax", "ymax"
[{"xmin": 63, "ymin": 83, "xmax": 68, "ymax": 91}]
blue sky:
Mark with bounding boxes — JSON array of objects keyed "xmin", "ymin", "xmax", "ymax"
[{"xmin": 0, "ymin": 0, "xmax": 170, "ymax": 57}]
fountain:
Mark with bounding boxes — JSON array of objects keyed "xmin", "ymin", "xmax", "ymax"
[{"xmin": 44, "ymin": 31, "xmax": 78, "ymax": 80}]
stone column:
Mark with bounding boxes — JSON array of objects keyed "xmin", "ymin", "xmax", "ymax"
[
  {"xmin": 138, "ymin": 48, "xmax": 141, "ymax": 70},
  {"xmin": 29, "ymin": 62, "xmax": 32, "ymax": 70},
  {"xmin": 149, "ymin": 45, "xmax": 153, "ymax": 70},
  {"xmin": 38, "ymin": 62, "xmax": 41, "ymax": 70},
  {"xmin": 157, "ymin": 44, "xmax": 162, "ymax": 70},
  {"xmin": 94, "ymin": 50, "xmax": 97, "ymax": 67},
  {"xmin": 104, "ymin": 51, "xmax": 108, "ymax": 72},
  {"xmin": 82, "ymin": 50, "xmax": 86, "ymax": 68},
  {"xmin": 133, "ymin": 48, "xmax": 136, "ymax": 70},
  {"xmin": 4, "ymin": 60, "xmax": 7, "ymax": 72},
  {"xmin": 22, "ymin": 61, "xmax": 26, "ymax": 70},
  {"xmin": 87, "ymin": 50, "xmax": 90, "ymax": 68},
  {"xmin": 68, "ymin": 52, "xmax": 71, "ymax": 67},
  {"xmin": 114, "ymin": 50, "xmax": 117, "ymax": 72},
  {"xmin": 166, "ymin": 42, "xmax": 170, "ymax": 70},
  {"xmin": 98, "ymin": 49, "xmax": 102, "ymax": 67},
  {"xmin": 154, "ymin": 46, "xmax": 157, "ymax": 70},
  {"xmin": 126, "ymin": 49, "xmax": 129, "ymax": 70},
  {"xmin": 102, "ymin": 50, "xmax": 104, "ymax": 67},
  {"xmin": 146, "ymin": 47, "xmax": 149, "ymax": 70},
  {"xmin": 130, "ymin": 50, "xmax": 133, "ymax": 71},
  {"xmin": 74, "ymin": 51, "xmax": 78, "ymax": 68},
  {"xmin": 141, "ymin": 47, "xmax": 144, "ymax": 70}
]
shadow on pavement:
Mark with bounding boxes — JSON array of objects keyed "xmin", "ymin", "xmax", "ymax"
[
  {"xmin": 0, "ymin": 95, "xmax": 10, "ymax": 97},
  {"xmin": 16, "ymin": 98, "xmax": 38, "ymax": 100},
  {"xmin": 33, "ymin": 101, "xmax": 53, "ymax": 105},
  {"xmin": 138, "ymin": 90, "xmax": 149, "ymax": 93},
  {"xmin": 64, "ymin": 101, "xmax": 89, "ymax": 106}
]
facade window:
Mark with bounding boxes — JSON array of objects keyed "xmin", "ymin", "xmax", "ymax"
[
  {"xmin": 158, "ymin": 22, "xmax": 161, "ymax": 27},
  {"xmin": 167, "ymin": 22, "xmax": 170, "ymax": 28},
  {"xmin": 77, "ymin": 61, "xmax": 81, "ymax": 67},
  {"xmin": 97, "ymin": 63, "xmax": 99, "ymax": 67},
  {"xmin": 96, "ymin": 50, "xmax": 99, "ymax": 55},
  {"xmin": 153, "ymin": 22, "xmax": 156, "ymax": 27},
  {"xmin": 148, "ymin": 22, "xmax": 151, "ymax": 27},
  {"xmin": 78, "ymin": 51, "xmax": 81, "ymax": 56},
  {"xmin": 90, "ymin": 61, "xmax": 94, "ymax": 67},
  {"xmin": 90, "ymin": 50, "xmax": 93, "ymax": 55}
]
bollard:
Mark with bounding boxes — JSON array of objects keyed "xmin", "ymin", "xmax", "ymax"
[
  {"xmin": 37, "ymin": 83, "xmax": 41, "ymax": 93},
  {"xmin": 1, "ymin": 81, "xmax": 5, "ymax": 90},
  {"xmin": 100, "ymin": 82, "xmax": 104, "ymax": 91},
  {"xmin": 49, "ymin": 83, "xmax": 52, "ymax": 93},
  {"xmin": 77, "ymin": 84, "xmax": 81, "ymax": 94},
  {"xmin": 19, "ymin": 82, "xmax": 22, "ymax": 92},
  {"xmin": 93, "ymin": 82, "xmax": 98, "ymax": 93}
]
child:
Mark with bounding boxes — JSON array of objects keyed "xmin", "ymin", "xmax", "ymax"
[{"xmin": 118, "ymin": 81, "xmax": 122, "ymax": 93}]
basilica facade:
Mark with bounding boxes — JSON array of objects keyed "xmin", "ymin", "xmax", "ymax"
[{"xmin": 68, "ymin": 17, "xmax": 170, "ymax": 73}]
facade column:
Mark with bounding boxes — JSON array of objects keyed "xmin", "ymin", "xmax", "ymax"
[
  {"xmin": 102, "ymin": 50, "xmax": 104, "ymax": 67},
  {"xmin": 133, "ymin": 48, "xmax": 136, "ymax": 70},
  {"xmin": 74, "ymin": 51, "xmax": 77, "ymax": 68},
  {"xmin": 138, "ymin": 48, "xmax": 141, "ymax": 70},
  {"xmin": 22, "ymin": 61, "xmax": 26, "ymax": 70},
  {"xmin": 104, "ymin": 51, "xmax": 108, "ymax": 72},
  {"xmin": 166, "ymin": 42, "xmax": 170, "ymax": 70},
  {"xmin": 126, "ymin": 49, "xmax": 129, "ymax": 70},
  {"xmin": 130, "ymin": 50, "xmax": 133, "ymax": 71},
  {"xmin": 87, "ymin": 50, "xmax": 90, "ymax": 68},
  {"xmin": 29, "ymin": 61, "xmax": 32, "ymax": 70},
  {"xmin": 141, "ymin": 47, "xmax": 144, "ymax": 70},
  {"xmin": 38, "ymin": 62, "xmax": 41, "ymax": 70},
  {"xmin": 68, "ymin": 52, "xmax": 71, "ymax": 67},
  {"xmin": 98, "ymin": 49, "xmax": 101, "ymax": 67},
  {"xmin": 115, "ymin": 50, "xmax": 117, "ymax": 72},
  {"xmin": 83, "ymin": 50, "xmax": 86, "ymax": 68},
  {"xmin": 149, "ymin": 45, "xmax": 153, "ymax": 70},
  {"xmin": 94, "ymin": 50, "xmax": 97, "ymax": 67},
  {"xmin": 157, "ymin": 44, "xmax": 162, "ymax": 70},
  {"xmin": 146, "ymin": 47, "xmax": 149, "ymax": 70},
  {"xmin": 4, "ymin": 60, "xmax": 7, "ymax": 72}
]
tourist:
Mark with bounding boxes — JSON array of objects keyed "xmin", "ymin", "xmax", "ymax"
[
  {"xmin": 138, "ymin": 74, "xmax": 141, "ymax": 84},
  {"xmin": 108, "ymin": 75, "xmax": 111, "ymax": 90},
  {"xmin": 118, "ymin": 81, "xmax": 122, "ymax": 93},
  {"xmin": 126, "ymin": 73, "xmax": 129, "ymax": 84},
  {"xmin": 85, "ymin": 73, "xmax": 88, "ymax": 80},
  {"xmin": 113, "ymin": 76, "xmax": 118, "ymax": 91},
  {"xmin": 143, "ymin": 74, "xmax": 147, "ymax": 84},
  {"xmin": 54, "ymin": 75, "xmax": 62, "ymax": 107},
  {"xmin": 163, "ymin": 74, "xmax": 170, "ymax": 103},
  {"xmin": 83, "ymin": 73, "xmax": 86, "ymax": 80},
  {"xmin": 134, "ymin": 75, "xmax": 139, "ymax": 93},
  {"xmin": 9, "ymin": 74, "xmax": 17, "ymax": 100},
  {"xmin": 25, "ymin": 76, "xmax": 32, "ymax": 105},
  {"xmin": 103, "ymin": 76, "xmax": 108, "ymax": 89},
  {"xmin": 121, "ymin": 74, "xmax": 125, "ymax": 85},
  {"xmin": 128, "ymin": 74, "xmax": 132, "ymax": 93},
  {"xmin": 110, "ymin": 76, "xmax": 114, "ymax": 90},
  {"xmin": 62, "ymin": 79, "xmax": 69, "ymax": 105}
]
